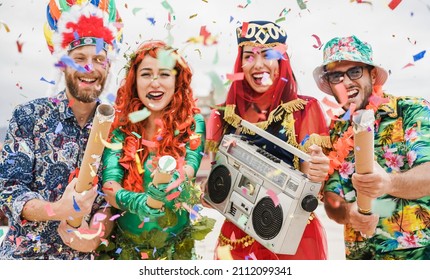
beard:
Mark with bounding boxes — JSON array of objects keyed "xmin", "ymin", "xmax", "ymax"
[{"xmin": 65, "ymin": 70, "xmax": 107, "ymax": 103}]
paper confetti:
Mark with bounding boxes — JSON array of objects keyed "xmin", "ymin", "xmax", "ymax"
[
  {"xmin": 100, "ymin": 136, "xmax": 123, "ymax": 150},
  {"xmin": 388, "ymin": 0, "xmax": 402, "ymax": 10},
  {"xmin": 413, "ymin": 50, "xmax": 426, "ymax": 62},
  {"xmin": 217, "ymin": 245, "xmax": 234, "ymax": 260},
  {"xmin": 45, "ymin": 204, "xmax": 56, "ymax": 217},
  {"xmin": 72, "ymin": 196, "xmax": 81, "ymax": 212},
  {"xmin": 311, "ymin": 34, "xmax": 323, "ymax": 49},
  {"xmin": 226, "ymin": 72, "xmax": 244, "ymax": 81},
  {"xmin": 266, "ymin": 189, "xmax": 280, "ymax": 207}
]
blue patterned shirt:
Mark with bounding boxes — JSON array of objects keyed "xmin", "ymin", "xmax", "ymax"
[{"xmin": 0, "ymin": 91, "xmax": 104, "ymax": 259}]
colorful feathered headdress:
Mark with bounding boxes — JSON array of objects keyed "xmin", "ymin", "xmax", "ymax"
[{"xmin": 44, "ymin": 0, "xmax": 123, "ymax": 59}]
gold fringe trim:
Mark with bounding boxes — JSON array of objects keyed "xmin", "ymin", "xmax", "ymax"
[
  {"xmin": 223, "ymin": 99, "xmax": 309, "ymax": 170},
  {"xmin": 218, "ymin": 232, "xmax": 255, "ymax": 249},
  {"xmin": 223, "ymin": 99, "xmax": 308, "ymax": 134},
  {"xmin": 205, "ymin": 140, "xmax": 220, "ymax": 153},
  {"xmin": 301, "ymin": 134, "xmax": 332, "ymax": 153}
]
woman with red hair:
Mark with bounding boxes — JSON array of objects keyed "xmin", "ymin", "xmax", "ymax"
[
  {"xmin": 205, "ymin": 21, "xmax": 331, "ymax": 260},
  {"xmin": 98, "ymin": 40, "xmax": 213, "ymax": 260}
]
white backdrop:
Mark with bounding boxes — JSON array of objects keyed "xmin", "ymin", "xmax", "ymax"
[{"xmin": 1, "ymin": 0, "xmax": 429, "ymax": 129}]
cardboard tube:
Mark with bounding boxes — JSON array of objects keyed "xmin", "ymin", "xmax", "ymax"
[
  {"xmin": 353, "ymin": 109, "xmax": 375, "ymax": 236},
  {"xmin": 146, "ymin": 156, "xmax": 176, "ymax": 209},
  {"xmin": 354, "ymin": 129, "xmax": 374, "ymax": 214},
  {"xmin": 67, "ymin": 104, "xmax": 115, "ymax": 228}
]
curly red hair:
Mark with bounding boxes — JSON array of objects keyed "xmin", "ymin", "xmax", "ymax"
[{"xmin": 112, "ymin": 41, "xmax": 200, "ymax": 192}]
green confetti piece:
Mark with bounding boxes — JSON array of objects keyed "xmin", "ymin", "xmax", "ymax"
[
  {"xmin": 132, "ymin": 7, "xmax": 143, "ymax": 16},
  {"xmin": 132, "ymin": 132, "xmax": 142, "ymax": 139},
  {"xmin": 128, "ymin": 108, "xmax": 151, "ymax": 123},
  {"xmin": 157, "ymin": 49, "xmax": 176, "ymax": 69},
  {"xmin": 372, "ymin": 199, "xmax": 396, "ymax": 218},
  {"xmin": 206, "ymin": 71, "xmax": 226, "ymax": 97}
]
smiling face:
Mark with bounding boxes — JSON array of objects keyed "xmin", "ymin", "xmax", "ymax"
[
  {"xmin": 241, "ymin": 46, "xmax": 279, "ymax": 94},
  {"xmin": 136, "ymin": 55, "xmax": 176, "ymax": 115},
  {"xmin": 64, "ymin": 45, "xmax": 109, "ymax": 103},
  {"xmin": 327, "ymin": 61, "xmax": 376, "ymax": 111}
]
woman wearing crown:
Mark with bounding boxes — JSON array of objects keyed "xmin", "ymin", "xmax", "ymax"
[{"xmin": 205, "ymin": 21, "xmax": 331, "ymax": 260}]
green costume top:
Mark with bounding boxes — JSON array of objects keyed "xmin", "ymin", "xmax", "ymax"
[
  {"xmin": 102, "ymin": 114, "xmax": 205, "ymax": 237},
  {"xmin": 325, "ymin": 94, "xmax": 430, "ymax": 260}
]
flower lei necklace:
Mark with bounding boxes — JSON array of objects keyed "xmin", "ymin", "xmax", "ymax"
[{"xmin": 326, "ymin": 86, "xmax": 385, "ymax": 176}]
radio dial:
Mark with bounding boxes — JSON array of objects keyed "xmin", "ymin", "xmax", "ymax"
[{"xmin": 301, "ymin": 195, "xmax": 318, "ymax": 212}]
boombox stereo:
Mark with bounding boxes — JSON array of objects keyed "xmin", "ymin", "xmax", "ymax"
[{"xmin": 204, "ymin": 120, "xmax": 321, "ymax": 255}]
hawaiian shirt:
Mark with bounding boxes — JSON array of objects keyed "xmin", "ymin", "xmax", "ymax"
[
  {"xmin": 325, "ymin": 94, "xmax": 430, "ymax": 260},
  {"xmin": 0, "ymin": 91, "xmax": 104, "ymax": 259}
]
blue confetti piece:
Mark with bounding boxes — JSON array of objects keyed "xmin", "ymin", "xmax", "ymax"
[
  {"xmin": 147, "ymin": 17, "xmax": 156, "ymax": 25},
  {"xmin": 115, "ymin": 248, "xmax": 122, "ymax": 254},
  {"xmin": 40, "ymin": 77, "xmax": 56, "ymax": 85},
  {"xmin": 152, "ymin": 247, "xmax": 157, "ymax": 258},
  {"xmin": 97, "ymin": 190, "xmax": 106, "ymax": 196},
  {"xmin": 134, "ymin": 247, "xmax": 140, "ymax": 252},
  {"xmin": 190, "ymin": 204, "xmax": 200, "ymax": 221},
  {"xmin": 229, "ymin": 16, "xmax": 234, "ymax": 23},
  {"xmin": 341, "ymin": 109, "xmax": 351, "ymax": 121},
  {"xmin": 144, "ymin": 217, "xmax": 150, "ymax": 222},
  {"xmin": 60, "ymin": 55, "xmax": 88, "ymax": 73},
  {"xmin": 96, "ymin": 38, "xmax": 104, "ymax": 54},
  {"xmin": 300, "ymin": 134, "xmax": 310, "ymax": 146},
  {"xmin": 413, "ymin": 50, "xmax": 426, "ymax": 62},
  {"xmin": 106, "ymin": 93, "xmax": 116, "ymax": 103},
  {"xmin": 72, "ymin": 196, "xmax": 81, "ymax": 212},
  {"xmin": 55, "ymin": 122, "xmax": 63, "ymax": 134},
  {"xmin": 73, "ymin": 31, "xmax": 79, "ymax": 40},
  {"xmin": 265, "ymin": 49, "xmax": 284, "ymax": 60},
  {"xmin": 6, "ymin": 159, "xmax": 15, "ymax": 164}
]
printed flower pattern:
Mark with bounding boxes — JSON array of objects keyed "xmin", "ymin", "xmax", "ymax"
[{"xmin": 325, "ymin": 94, "xmax": 430, "ymax": 259}]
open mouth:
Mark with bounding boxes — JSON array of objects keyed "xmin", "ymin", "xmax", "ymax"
[
  {"xmin": 347, "ymin": 89, "xmax": 359, "ymax": 100},
  {"xmin": 252, "ymin": 72, "xmax": 266, "ymax": 85},
  {"xmin": 78, "ymin": 77, "xmax": 97, "ymax": 86},
  {"xmin": 146, "ymin": 91, "xmax": 164, "ymax": 100}
]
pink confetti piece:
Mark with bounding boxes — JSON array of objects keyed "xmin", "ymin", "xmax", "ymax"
[
  {"xmin": 322, "ymin": 96, "xmax": 341, "ymax": 109},
  {"xmin": 15, "ymin": 237, "xmax": 22, "ymax": 247},
  {"xmin": 311, "ymin": 34, "xmax": 322, "ymax": 49},
  {"xmin": 248, "ymin": 252, "xmax": 258, "ymax": 260},
  {"xmin": 402, "ymin": 62, "xmax": 414, "ymax": 69},
  {"xmin": 266, "ymin": 189, "xmax": 280, "ymax": 207},
  {"xmin": 141, "ymin": 252, "xmax": 149, "ymax": 259},
  {"xmin": 93, "ymin": 212, "xmax": 107, "ymax": 223},
  {"xmin": 141, "ymin": 139, "xmax": 158, "ymax": 148},
  {"xmin": 226, "ymin": 72, "xmax": 244, "ymax": 81},
  {"xmin": 109, "ymin": 214, "xmax": 121, "ymax": 221},
  {"xmin": 45, "ymin": 204, "xmax": 56, "ymax": 217},
  {"xmin": 166, "ymin": 191, "xmax": 181, "ymax": 201},
  {"xmin": 333, "ymin": 83, "xmax": 348, "ymax": 106},
  {"xmin": 230, "ymin": 231, "xmax": 236, "ymax": 242}
]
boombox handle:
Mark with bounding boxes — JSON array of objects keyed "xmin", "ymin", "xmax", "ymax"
[{"xmin": 240, "ymin": 120, "xmax": 311, "ymax": 162}]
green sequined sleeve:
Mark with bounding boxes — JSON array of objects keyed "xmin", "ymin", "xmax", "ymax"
[
  {"xmin": 102, "ymin": 128, "xmax": 126, "ymax": 184},
  {"xmin": 185, "ymin": 114, "xmax": 206, "ymax": 174}
]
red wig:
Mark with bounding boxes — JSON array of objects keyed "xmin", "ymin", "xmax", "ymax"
[{"xmin": 112, "ymin": 41, "xmax": 200, "ymax": 192}]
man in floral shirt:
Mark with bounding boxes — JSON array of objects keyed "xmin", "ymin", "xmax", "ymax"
[
  {"xmin": 313, "ymin": 35, "xmax": 430, "ymax": 259},
  {"xmin": 0, "ymin": 2, "xmax": 123, "ymax": 259}
]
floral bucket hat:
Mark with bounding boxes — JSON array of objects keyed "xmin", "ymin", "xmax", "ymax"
[{"xmin": 313, "ymin": 35, "xmax": 388, "ymax": 95}]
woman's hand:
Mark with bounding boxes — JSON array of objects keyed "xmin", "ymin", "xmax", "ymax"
[{"xmin": 305, "ymin": 144, "xmax": 330, "ymax": 183}]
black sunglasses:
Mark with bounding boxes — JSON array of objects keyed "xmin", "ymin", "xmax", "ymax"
[{"xmin": 325, "ymin": 66, "xmax": 373, "ymax": 84}]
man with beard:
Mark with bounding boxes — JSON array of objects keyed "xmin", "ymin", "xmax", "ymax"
[
  {"xmin": 313, "ymin": 35, "xmax": 430, "ymax": 259},
  {"xmin": 0, "ymin": 1, "xmax": 123, "ymax": 259}
]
